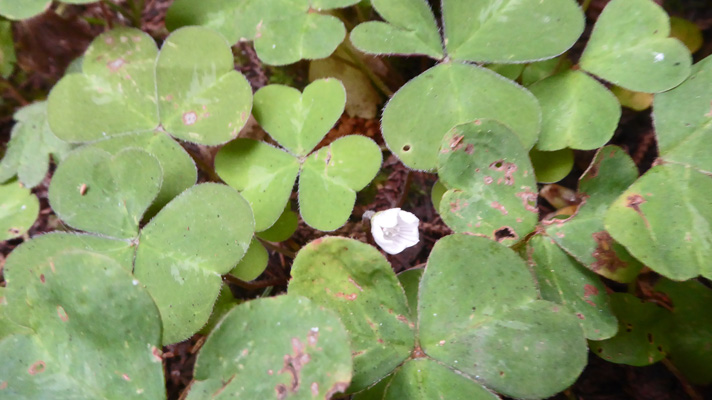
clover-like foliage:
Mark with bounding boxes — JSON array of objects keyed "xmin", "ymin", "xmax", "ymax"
[
  {"xmin": 0, "ymin": 102, "xmax": 72, "ymax": 189},
  {"xmin": 0, "ymin": 179, "xmax": 39, "ymax": 241},
  {"xmin": 289, "ymin": 235, "xmax": 587, "ymax": 398},
  {"xmin": 0, "ymin": 250, "xmax": 166, "ymax": 398},
  {"xmin": 0, "ymin": 0, "xmax": 96, "ymax": 20},
  {"xmin": 166, "ymin": 0, "xmax": 360, "ymax": 65},
  {"xmin": 216, "ymin": 78, "xmax": 382, "ymax": 232},
  {"xmin": 187, "ymin": 295, "xmax": 353, "ymax": 399},
  {"xmin": 45, "ymin": 148, "xmax": 255, "ymax": 344},
  {"xmin": 437, "ymin": 120, "xmax": 538, "ymax": 245}
]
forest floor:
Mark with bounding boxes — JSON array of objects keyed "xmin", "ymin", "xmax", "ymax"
[{"xmin": 1, "ymin": 0, "xmax": 712, "ymax": 399}]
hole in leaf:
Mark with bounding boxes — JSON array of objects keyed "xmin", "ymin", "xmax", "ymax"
[{"xmin": 494, "ymin": 227, "xmax": 517, "ymax": 242}]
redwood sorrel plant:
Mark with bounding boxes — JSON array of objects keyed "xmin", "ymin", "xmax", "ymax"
[{"xmin": 1, "ymin": 0, "xmax": 711, "ymax": 399}]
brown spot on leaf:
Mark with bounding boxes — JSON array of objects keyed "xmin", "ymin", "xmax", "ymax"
[
  {"xmin": 411, "ymin": 345, "xmax": 426, "ymax": 359},
  {"xmin": 182, "ymin": 111, "xmax": 197, "ymax": 126},
  {"xmin": 516, "ymin": 189, "xmax": 538, "ymax": 213},
  {"xmin": 494, "ymin": 226, "xmax": 518, "ymax": 242},
  {"xmin": 308, "ymin": 328, "xmax": 319, "ymax": 346},
  {"xmin": 591, "ymin": 231, "xmax": 628, "ymax": 273},
  {"xmin": 348, "ymin": 277, "xmax": 363, "ymax": 292},
  {"xmin": 647, "ymin": 333, "xmax": 654, "ymax": 343},
  {"xmin": 465, "ymin": 143, "xmax": 474, "ymax": 154},
  {"xmin": 576, "ymin": 313, "xmax": 585, "ymax": 320},
  {"xmin": 40, "ymin": 274, "xmax": 45, "ymax": 283},
  {"xmin": 626, "ymin": 194, "xmax": 650, "ymax": 228},
  {"xmin": 107, "ymin": 58, "xmax": 125, "ymax": 72},
  {"xmin": 8, "ymin": 227, "xmax": 20, "ymax": 235},
  {"xmin": 449, "ymin": 134, "xmax": 464, "ymax": 151},
  {"xmin": 325, "ymin": 382, "xmax": 349, "ymax": 399},
  {"xmin": 583, "ymin": 284, "xmax": 599, "ymax": 298},
  {"xmin": 276, "ymin": 384, "xmax": 288, "ymax": 400},
  {"xmin": 0, "ymin": 381, "xmax": 6, "ymax": 390},
  {"xmin": 151, "ymin": 346, "xmax": 162, "ymax": 362},
  {"xmin": 79, "ymin": 183, "xmax": 87, "ymax": 196},
  {"xmin": 311, "ymin": 382, "xmax": 319, "ymax": 396},
  {"xmin": 490, "ymin": 201, "xmax": 508, "ymax": 215},
  {"xmin": 28, "ymin": 361, "xmax": 45, "ymax": 375},
  {"xmin": 122, "ymin": 374, "xmax": 130, "ymax": 381},
  {"xmin": 484, "ymin": 176, "xmax": 494, "ymax": 185},
  {"xmin": 279, "ymin": 338, "xmax": 311, "ymax": 394},
  {"xmin": 57, "ymin": 305, "xmax": 69, "ymax": 322}
]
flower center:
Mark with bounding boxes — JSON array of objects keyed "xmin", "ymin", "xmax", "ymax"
[{"xmin": 382, "ymin": 226, "xmax": 398, "ymax": 239}]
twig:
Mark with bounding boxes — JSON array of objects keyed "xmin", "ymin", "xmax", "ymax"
[
  {"xmin": 222, "ymin": 274, "xmax": 285, "ymax": 290},
  {"xmin": 0, "ymin": 78, "xmax": 29, "ymax": 106},
  {"xmin": 182, "ymin": 146, "xmax": 222, "ymax": 182},
  {"xmin": 99, "ymin": 1, "xmax": 114, "ymax": 29},
  {"xmin": 257, "ymin": 237, "xmax": 296, "ymax": 258},
  {"xmin": 661, "ymin": 359, "xmax": 703, "ymax": 400},
  {"xmin": 342, "ymin": 45, "xmax": 394, "ymax": 98}
]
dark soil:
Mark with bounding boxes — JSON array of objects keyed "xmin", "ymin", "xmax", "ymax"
[{"xmin": 1, "ymin": 1, "xmax": 712, "ymax": 399}]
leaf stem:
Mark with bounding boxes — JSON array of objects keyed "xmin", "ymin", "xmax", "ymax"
[
  {"xmin": 257, "ymin": 237, "xmax": 296, "ymax": 258},
  {"xmin": 222, "ymin": 274, "xmax": 285, "ymax": 290},
  {"xmin": 341, "ymin": 45, "xmax": 394, "ymax": 98},
  {"xmin": 100, "ymin": 0, "xmax": 133, "ymax": 24},
  {"xmin": 661, "ymin": 359, "xmax": 703, "ymax": 400},
  {"xmin": 0, "ymin": 78, "xmax": 29, "ymax": 106},
  {"xmin": 182, "ymin": 145, "xmax": 222, "ymax": 182},
  {"xmin": 127, "ymin": 0, "xmax": 145, "ymax": 28}
]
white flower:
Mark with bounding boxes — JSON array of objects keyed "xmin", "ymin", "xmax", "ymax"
[{"xmin": 369, "ymin": 208, "xmax": 420, "ymax": 254}]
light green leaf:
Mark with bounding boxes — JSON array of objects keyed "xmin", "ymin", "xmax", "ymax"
[
  {"xmin": 156, "ymin": 27, "xmax": 252, "ymax": 145},
  {"xmin": 253, "ymin": 78, "xmax": 346, "ymax": 157},
  {"xmin": 89, "ymin": 130, "xmax": 197, "ymax": 217},
  {"xmin": 299, "ymin": 135, "xmax": 382, "ymax": 231},
  {"xmin": 215, "ymin": 139, "xmax": 300, "ymax": 232},
  {"xmin": 255, "ymin": 13, "xmax": 346, "ymax": 66},
  {"xmin": 0, "ymin": 102, "xmax": 73, "ymax": 188},
  {"xmin": 546, "ymin": 146, "xmax": 643, "ymax": 283},
  {"xmin": 443, "ymin": 0, "xmax": 584, "ymax": 63},
  {"xmin": 653, "ymin": 54, "xmax": 712, "ymax": 173},
  {"xmin": 529, "ymin": 147, "xmax": 573, "ymax": 183},
  {"xmin": 48, "ymin": 147, "xmax": 163, "ymax": 239},
  {"xmin": 397, "ymin": 268, "xmax": 423, "ymax": 323},
  {"xmin": 0, "ymin": 21, "xmax": 16, "ymax": 77},
  {"xmin": 485, "ymin": 63, "xmax": 524, "ymax": 81},
  {"xmin": 419, "ymin": 234, "xmax": 587, "ymax": 399},
  {"xmin": 382, "ymin": 62, "xmax": 540, "ymax": 171},
  {"xmin": 48, "ymin": 28, "xmax": 160, "ymax": 142},
  {"xmin": 604, "ymin": 163, "xmax": 712, "ymax": 280},
  {"xmin": 349, "ymin": 0, "xmax": 443, "ymax": 59},
  {"xmin": 654, "ymin": 279, "xmax": 712, "ymax": 384},
  {"xmin": 0, "ymin": 251, "xmax": 165, "ymax": 399},
  {"xmin": 580, "ymin": 0, "xmax": 691, "ymax": 93},
  {"xmin": 521, "ymin": 56, "xmax": 572, "ymax": 86},
  {"xmin": 437, "ymin": 120, "xmax": 538, "ymax": 245},
  {"xmin": 308, "ymin": 47, "xmax": 382, "ymax": 119},
  {"xmin": 230, "ymin": 237, "xmax": 269, "ymax": 281},
  {"xmin": 0, "ymin": 0, "xmax": 49, "ymax": 20},
  {"xmin": 134, "ymin": 183, "xmax": 255, "ymax": 344},
  {"xmin": 2, "ymin": 233, "xmax": 134, "ymax": 327},
  {"xmin": 430, "ymin": 180, "xmax": 446, "ymax": 212},
  {"xmin": 382, "ymin": 359, "xmax": 498, "ymax": 400},
  {"xmin": 529, "ymin": 70, "xmax": 621, "ymax": 151},
  {"xmin": 166, "ymin": 0, "xmax": 357, "ymax": 65},
  {"xmin": 0, "ymin": 0, "xmax": 96, "ymax": 20},
  {"xmin": 0, "ymin": 288, "xmax": 32, "ymax": 341},
  {"xmin": 187, "ymin": 295, "xmax": 352, "ymax": 399},
  {"xmin": 589, "ymin": 293, "xmax": 670, "ymax": 366},
  {"xmin": 288, "ymin": 237, "xmax": 414, "ymax": 392},
  {"xmin": 0, "ymin": 180, "xmax": 39, "ymax": 241},
  {"xmin": 526, "ymin": 235, "xmax": 618, "ymax": 340},
  {"xmin": 256, "ymin": 205, "xmax": 298, "ymax": 242}
]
